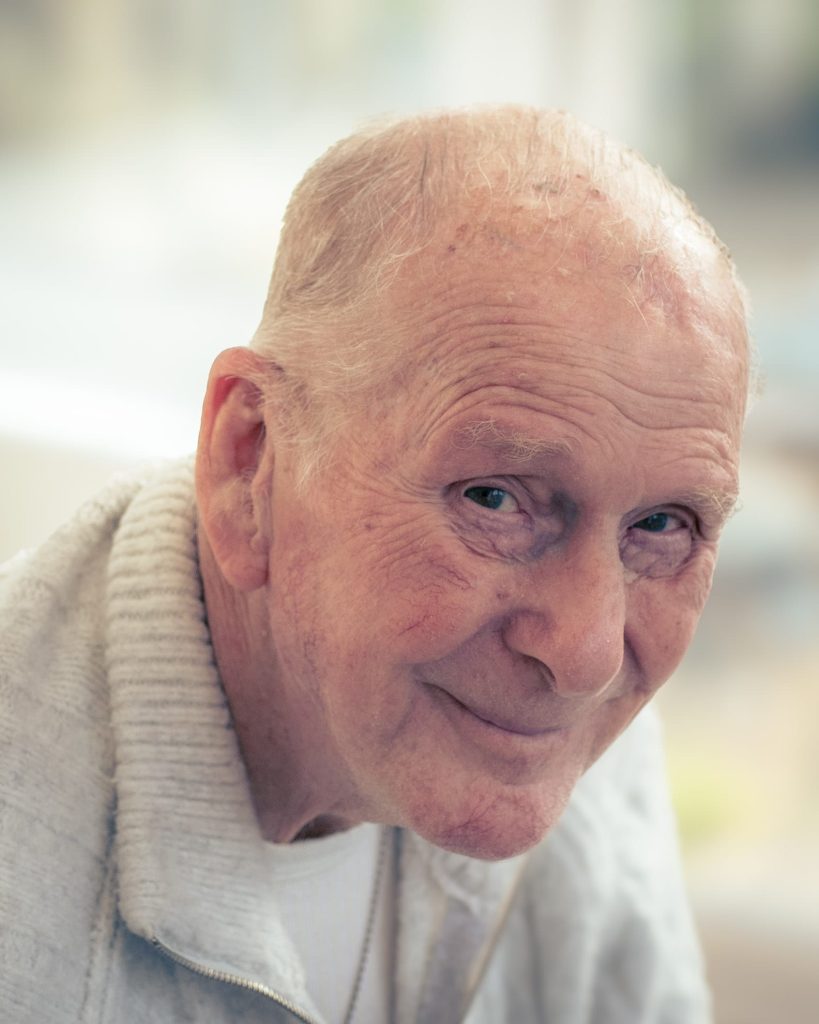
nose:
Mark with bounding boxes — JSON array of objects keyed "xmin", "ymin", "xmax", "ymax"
[{"xmin": 502, "ymin": 542, "xmax": 627, "ymax": 698}]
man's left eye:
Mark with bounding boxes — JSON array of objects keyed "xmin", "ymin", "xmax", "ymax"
[
  {"xmin": 463, "ymin": 486, "xmax": 519, "ymax": 513},
  {"xmin": 633, "ymin": 511, "xmax": 680, "ymax": 533},
  {"xmin": 622, "ymin": 508, "xmax": 695, "ymax": 576}
]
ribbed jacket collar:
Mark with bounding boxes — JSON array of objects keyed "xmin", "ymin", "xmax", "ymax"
[{"xmin": 105, "ymin": 460, "xmax": 527, "ymax": 1024}]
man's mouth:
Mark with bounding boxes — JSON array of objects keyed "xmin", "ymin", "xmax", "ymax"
[{"xmin": 429, "ymin": 684, "xmax": 568, "ymax": 739}]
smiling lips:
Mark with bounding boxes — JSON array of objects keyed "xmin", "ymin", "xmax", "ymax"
[{"xmin": 432, "ymin": 685, "xmax": 569, "ymax": 739}]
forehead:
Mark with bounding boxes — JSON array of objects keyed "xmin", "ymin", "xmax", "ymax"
[
  {"xmin": 367, "ymin": 223, "xmax": 747, "ymax": 495},
  {"xmin": 386, "ymin": 217, "xmax": 745, "ymax": 393}
]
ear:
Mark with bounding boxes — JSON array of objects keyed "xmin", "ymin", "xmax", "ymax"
[{"xmin": 195, "ymin": 347, "xmax": 274, "ymax": 592}]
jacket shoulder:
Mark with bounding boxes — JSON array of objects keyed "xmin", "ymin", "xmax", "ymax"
[
  {"xmin": 508, "ymin": 709, "xmax": 710, "ymax": 1023},
  {"xmin": 0, "ymin": 471, "xmax": 144, "ymax": 1023}
]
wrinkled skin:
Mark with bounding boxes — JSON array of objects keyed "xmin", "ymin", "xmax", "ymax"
[{"xmin": 199, "ymin": 226, "xmax": 747, "ymax": 860}]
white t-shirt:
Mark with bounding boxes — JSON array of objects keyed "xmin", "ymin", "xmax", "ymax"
[{"xmin": 265, "ymin": 824, "xmax": 394, "ymax": 1024}]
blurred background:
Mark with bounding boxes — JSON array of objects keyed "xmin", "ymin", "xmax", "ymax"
[{"xmin": 1, "ymin": 2, "xmax": 817, "ymax": 1019}]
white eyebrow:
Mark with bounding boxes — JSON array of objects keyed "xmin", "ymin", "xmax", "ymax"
[
  {"xmin": 672, "ymin": 487, "xmax": 740, "ymax": 525},
  {"xmin": 453, "ymin": 418, "xmax": 574, "ymax": 462}
]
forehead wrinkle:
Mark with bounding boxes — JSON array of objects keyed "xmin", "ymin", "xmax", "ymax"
[{"xmin": 412, "ymin": 303, "xmax": 568, "ymax": 364}]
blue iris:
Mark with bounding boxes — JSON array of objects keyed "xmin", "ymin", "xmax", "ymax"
[
  {"xmin": 465, "ymin": 486, "xmax": 510, "ymax": 510},
  {"xmin": 635, "ymin": 512, "xmax": 670, "ymax": 532}
]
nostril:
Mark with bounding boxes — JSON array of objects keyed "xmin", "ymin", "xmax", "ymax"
[{"xmin": 525, "ymin": 655, "xmax": 557, "ymax": 689}]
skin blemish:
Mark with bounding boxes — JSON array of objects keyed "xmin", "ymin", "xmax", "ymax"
[{"xmin": 396, "ymin": 616, "xmax": 429, "ymax": 637}]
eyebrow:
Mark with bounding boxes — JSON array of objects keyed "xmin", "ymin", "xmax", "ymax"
[
  {"xmin": 671, "ymin": 488, "xmax": 740, "ymax": 524},
  {"xmin": 453, "ymin": 418, "xmax": 574, "ymax": 462},
  {"xmin": 451, "ymin": 418, "xmax": 739, "ymax": 525}
]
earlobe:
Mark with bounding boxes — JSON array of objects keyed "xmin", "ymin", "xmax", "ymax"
[{"xmin": 196, "ymin": 347, "xmax": 273, "ymax": 592}]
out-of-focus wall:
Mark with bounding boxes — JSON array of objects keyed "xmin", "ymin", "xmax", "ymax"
[{"xmin": 2, "ymin": 3, "xmax": 818, "ymax": 1020}]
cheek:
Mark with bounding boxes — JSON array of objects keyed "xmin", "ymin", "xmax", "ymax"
[
  {"xmin": 356, "ymin": 506, "xmax": 470, "ymax": 585},
  {"xmin": 343, "ymin": 519, "xmax": 494, "ymax": 656},
  {"xmin": 628, "ymin": 554, "xmax": 717, "ymax": 685}
]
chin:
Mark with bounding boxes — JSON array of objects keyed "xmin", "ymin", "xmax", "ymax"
[{"xmin": 405, "ymin": 783, "xmax": 571, "ymax": 862}]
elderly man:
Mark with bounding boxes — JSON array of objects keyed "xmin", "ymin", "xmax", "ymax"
[{"xmin": 1, "ymin": 107, "xmax": 748, "ymax": 1023}]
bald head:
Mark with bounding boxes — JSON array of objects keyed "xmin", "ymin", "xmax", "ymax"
[{"xmin": 249, "ymin": 106, "xmax": 749, "ymax": 472}]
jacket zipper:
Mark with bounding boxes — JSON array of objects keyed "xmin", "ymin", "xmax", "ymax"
[
  {"xmin": 155, "ymin": 850, "xmax": 529, "ymax": 1024},
  {"xmin": 152, "ymin": 937, "xmax": 322, "ymax": 1024}
]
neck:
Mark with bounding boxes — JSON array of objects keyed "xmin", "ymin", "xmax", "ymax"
[{"xmin": 198, "ymin": 533, "xmax": 365, "ymax": 842}]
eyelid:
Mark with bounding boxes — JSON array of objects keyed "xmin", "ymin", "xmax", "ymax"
[
  {"xmin": 631, "ymin": 506, "xmax": 697, "ymax": 530},
  {"xmin": 461, "ymin": 475, "xmax": 514, "ymax": 493}
]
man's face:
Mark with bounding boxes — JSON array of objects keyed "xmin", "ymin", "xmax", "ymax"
[{"xmin": 261, "ymin": 234, "xmax": 746, "ymax": 860}]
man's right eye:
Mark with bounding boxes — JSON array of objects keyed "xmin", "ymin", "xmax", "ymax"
[{"xmin": 463, "ymin": 486, "xmax": 519, "ymax": 513}]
